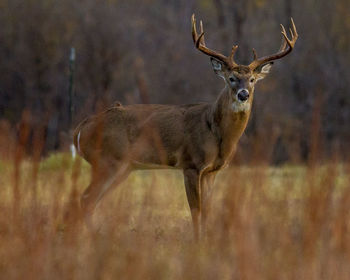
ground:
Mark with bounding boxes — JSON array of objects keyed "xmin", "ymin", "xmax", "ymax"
[{"xmin": 0, "ymin": 153, "xmax": 349, "ymax": 279}]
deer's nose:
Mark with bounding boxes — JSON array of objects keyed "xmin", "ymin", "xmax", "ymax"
[{"xmin": 237, "ymin": 89, "xmax": 249, "ymax": 102}]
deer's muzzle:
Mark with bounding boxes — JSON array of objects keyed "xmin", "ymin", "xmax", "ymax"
[{"xmin": 237, "ymin": 89, "xmax": 249, "ymax": 102}]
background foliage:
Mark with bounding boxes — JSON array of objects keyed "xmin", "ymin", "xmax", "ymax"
[{"xmin": 0, "ymin": 0, "xmax": 349, "ymax": 162}]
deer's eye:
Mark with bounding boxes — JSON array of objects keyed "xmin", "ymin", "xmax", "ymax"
[
  {"xmin": 250, "ymin": 78, "xmax": 255, "ymax": 83},
  {"xmin": 229, "ymin": 77, "xmax": 236, "ymax": 83}
]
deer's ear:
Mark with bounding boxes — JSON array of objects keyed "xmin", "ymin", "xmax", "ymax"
[
  {"xmin": 254, "ymin": 62, "xmax": 273, "ymax": 82},
  {"xmin": 210, "ymin": 57, "xmax": 227, "ymax": 79}
]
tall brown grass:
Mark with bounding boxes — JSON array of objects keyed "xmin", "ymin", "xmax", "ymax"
[{"xmin": 0, "ymin": 116, "xmax": 350, "ymax": 279}]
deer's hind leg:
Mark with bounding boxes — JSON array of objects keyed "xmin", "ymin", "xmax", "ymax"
[{"xmin": 81, "ymin": 157, "xmax": 130, "ymax": 230}]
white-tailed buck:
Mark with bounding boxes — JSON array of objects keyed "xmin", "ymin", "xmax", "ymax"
[{"xmin": 74, "ymin": 14, "xmax": 298, "ymax": 239}]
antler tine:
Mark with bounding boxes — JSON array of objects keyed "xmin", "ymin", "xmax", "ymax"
[
  {"xmin": 278, "ymin": 34, "xmax": 287, "ymax": 52},
  {"xmin": 229, "ymin": 45, "xmax": 239, "ymax": 66},
  {"xmin": 195, "ymin": 32, "xmax": 205, "ymax": 48},
  {"xmin": 280, "ymin": 24, "xmax": 287, "ymax": 48},
  {"xmin": 252, "ymin": 48, "xmax": 258, "ymax": 60},
  {"xmin": 249, "ymin": 18, "xmax": 298, "ymax": 70},
  {"xmin": 199, "ymin": 20, "xmax": 205, "ymax": 45},
  {"xmin": 191, "ymin": 14, "xmax": 198, "ymax": 44},
  {"xmin": 191, "ymin": 14, "xmax": 234, "ymax": 67},
  {"xmin": 291, "ymin": 17, "xmax": 298, "ymax": 38}
]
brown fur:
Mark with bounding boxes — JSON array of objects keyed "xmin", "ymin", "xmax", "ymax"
[
  {"xmin": 75, "ymin": 94, "xmax": 250, "ymax": 171},
  {"xmin": 74, "ymin": 80, "xmax": 254, "ymax": 239}
]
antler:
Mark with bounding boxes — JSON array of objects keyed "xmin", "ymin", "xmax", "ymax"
[
  {"xmin": 191, "ymin": 14, "xmax": 238, "ymax": 68},
  {"xmin": 249, "ymin": 18, "xmax": 298, "ymax": 70}
]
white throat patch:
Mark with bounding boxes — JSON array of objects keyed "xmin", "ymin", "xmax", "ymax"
[{"xmin": 232, "ymin": 101, "xmax": 251, "ymax": 113}]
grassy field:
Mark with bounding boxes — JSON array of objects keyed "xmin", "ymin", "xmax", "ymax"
[{"xmin": 0, "ymin": 153, "xmax": 350, "ymax": 279}]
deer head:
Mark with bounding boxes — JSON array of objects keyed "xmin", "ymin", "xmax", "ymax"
[{"xmin": 191, "ymin": 14, "xmax": 298, "ymax": 105}]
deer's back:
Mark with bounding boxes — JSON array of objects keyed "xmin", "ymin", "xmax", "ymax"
[{"xmin": 74, "ymin": 103, "xmax": 214, "ymax": 168}]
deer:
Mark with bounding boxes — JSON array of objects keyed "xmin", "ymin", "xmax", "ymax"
[{"xmin": 73, "ymin": 14, "xmax": 298, "ymax": 240}]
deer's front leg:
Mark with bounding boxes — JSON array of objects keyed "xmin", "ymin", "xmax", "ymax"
[
  {"xmin": 183, "ymin": 168, "xmax": 201, "ymax": 241},
  {"xmin": 201, "ymin": 172, "xmax": 216, "ymax": 238}
]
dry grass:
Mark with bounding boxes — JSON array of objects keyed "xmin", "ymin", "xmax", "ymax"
[{"xmin": 1, "ymin": 153, "xmax": 350, "ymax": 280}]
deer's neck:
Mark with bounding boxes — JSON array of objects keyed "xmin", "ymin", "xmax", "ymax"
[{"xmin": 210, "ymin": 86, "xmax": 252, "ymax": 156}]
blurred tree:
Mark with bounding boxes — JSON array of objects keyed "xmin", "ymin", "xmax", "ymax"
[{"xmin": 0, "ymin": 0, "xmax": 348, "ymax": 161}]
